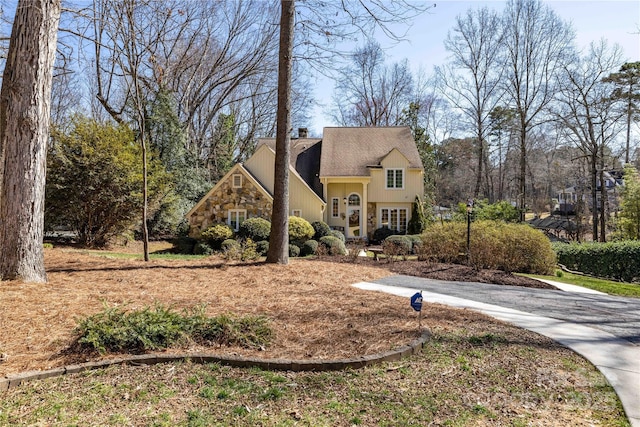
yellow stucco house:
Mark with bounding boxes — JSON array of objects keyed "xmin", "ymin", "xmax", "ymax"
[{"xmin": 186, "ymin": 126, "xmax": 425, "ymax": 240}]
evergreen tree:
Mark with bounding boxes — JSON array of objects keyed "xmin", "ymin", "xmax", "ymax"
[{"xmin": 617, "ymin": 166, "xmax": 640, "ymax": 240}]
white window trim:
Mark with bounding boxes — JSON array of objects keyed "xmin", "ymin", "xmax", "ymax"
[
  {"xmin": 385, "ymin": 168, "xmax": 405, "ymax": 189},
  {"xmin": 379, "ymin": 207, "xmax": 409, "ymax": 232},
  {"xmin": 228, "ymin": 209, "xmax": 246, "ymax": 231},
  {"xmin": 232, "ymin": 174, "xmax": 243, "ymax": 188},
  {"xmin": 331, "ymin": 197, "xmax": 340, "ymax": 218},
  {"xmin": 292, "ymin": 209, "xmax": 302, "ymax": 217}
]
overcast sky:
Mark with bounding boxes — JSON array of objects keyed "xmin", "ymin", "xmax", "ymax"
[{"xmin": 310, "ymin": 0, "xmax": 640, "ymax": 133}]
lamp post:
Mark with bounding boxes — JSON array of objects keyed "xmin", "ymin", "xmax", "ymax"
[{"xmin": 466, "ymin": 199, "xmax": 473, "ymax": 266}]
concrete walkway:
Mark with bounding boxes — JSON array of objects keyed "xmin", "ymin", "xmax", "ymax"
[{"xmin": 352, "ymin": 276, "xmax": 640, "ymax": 427}]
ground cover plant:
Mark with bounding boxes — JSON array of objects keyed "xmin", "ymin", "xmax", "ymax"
[{"xmin": 0, "ymin": 243, "xmax": 629, "ymax": 426}]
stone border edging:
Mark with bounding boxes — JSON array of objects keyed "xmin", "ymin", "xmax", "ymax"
[{"xmin": 0, "ymin": 330, "xmax": 430, "ymax": 392}]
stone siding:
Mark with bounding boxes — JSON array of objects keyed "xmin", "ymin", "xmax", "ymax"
[{"xmin": 188, "ymin": 175, "xmax": 272, "ymax": 237}]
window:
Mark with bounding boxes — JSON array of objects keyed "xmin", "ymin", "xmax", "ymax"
[
  {"xmin": 232, "ymin": 174, "xmax": 243, "ymax": 188},
  {"xmin": 292, "ymin": 209, "xmax": 302, "ymax": 217},
  {"xmin": 385, "ymin": 168, "xmax": 404, "ymax": 189},
  {"xmin": 228, "ymin": 209, "xmax": 246, "ymax": 231},
  {"xmin": 331, "ymin": 198, "xmax": 339, "ymax": 218},
  {"xmin": 380, "ymin": 207, "xmax": 408, "ymax": 232},
  {"xmin": 348, "ymin": 194, "xmax": 360, "ymax": 206}
]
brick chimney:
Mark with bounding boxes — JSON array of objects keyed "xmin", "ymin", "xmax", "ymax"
[{"xmin": 298, "ymin": 127, "xmax": 308, "ymax": 138}]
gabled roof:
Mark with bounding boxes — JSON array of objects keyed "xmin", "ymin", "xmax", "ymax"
[
  {"xmin": 256, "ymin": 137, "xmax": 323, "ymax": 198},
  {"xmin": 185, "ymin": 163, "xmax": 272, "ymax": 218},
  {"xmin": 319, "ymin": 126, "xmax": 423, "ymax": 177}
]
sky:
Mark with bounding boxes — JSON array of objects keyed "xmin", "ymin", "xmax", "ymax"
[{"xmin": 309, "ymin": 0, "xmax": 640, "ymax": 134}]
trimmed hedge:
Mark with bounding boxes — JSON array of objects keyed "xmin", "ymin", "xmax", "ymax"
[
  {"xmin": 289, "ymin": 244, "xmax": 301, "ymax": 258},
  {"xmin": 319, "ymin": 235, "xmax": 347, "ymax": 255},
  {"xmin": 418, "ymin": 221, "xmax": 556, "ymax": 274},
  {"xmin": 301, "ymin": 239, "xmax": 318, "ymax": 256},
  {"xmin": 553, "ymin": 240, "xmax": 640, "ymax": 283},
  {"xmin": 201, "ymin": 224, "xmax": 234, "ymax": 249},
  {"xmin": 311, "ymin": 220, "xmax": 331, "ymax": 240},
  {"xmin": 329, "ymin": 229, "xmax": 346, "ymax": 243},
  {"xmin": 238, "ymin": 217, "xmax": 271, "ymax": 242},
  {"xmin": 383, "ymin": 235, "xmax": 412, "ymax": 258},
  {"xmin": 256, "ymin": 240, "xmax": 269, "ymax": 256},
  {"xmin": 289, "ymin": 216, "xmax": 315, "ymax": 245}
]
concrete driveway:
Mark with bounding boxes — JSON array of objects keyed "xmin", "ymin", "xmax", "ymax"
[{"xmin": 353, "ymin": 275, "xmax": 640, "ymax": 427}]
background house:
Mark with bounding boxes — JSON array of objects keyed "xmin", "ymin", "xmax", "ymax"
[{"xmin": 187, "ymin": 126, "xmax": 425, "ymax": 240}]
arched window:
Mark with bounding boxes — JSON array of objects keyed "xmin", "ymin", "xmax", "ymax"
[{"xmin": 348, "ymin": 193, "xmax": 360, "ymax": 206}]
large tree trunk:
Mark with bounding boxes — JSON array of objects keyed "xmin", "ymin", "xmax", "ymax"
[
  {"xmin": 0, "ymin": 0, "xmax": 61, "ymax": 282},
  {"xmin": 266, "ymin": 0, "xmax": 294, "ymax": 264}
]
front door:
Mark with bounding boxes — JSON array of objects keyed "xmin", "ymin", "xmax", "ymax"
[{"xmin": 346, "ymin": 193, "xmax": 361, "ymax": 238}]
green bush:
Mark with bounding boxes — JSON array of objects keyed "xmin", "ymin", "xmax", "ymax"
[
  {"xmin": 256, "ymin": 240, "xmax": 269, "ymax": 256},
  {"xmin": 301, "ymin": 239, "xmax": 318, "ymax": 256},
  {"xmin": 193, "ymin": 242, "xmax": 213, "ymax": 255},
  {"xmin": 289, "ymin": 216, "xmax": 315, "ymax": 245},
  {"xmin": 201, "ymin": 224, "xmax": 234, "ymax": 249},
  {"xmin": 418, "ymin": 221, "xmax": 555, "ymax": 274},
  {"xmin": 221, "ymin": 239, "xmax": 241, "ymax": 255},
  {"xmin": 238, "ymin": 217, "xmax": 271, "ymax": 242},
  {"xmin": 319, "ymin": 235, "xmax": 348, "ymax": 255},
  {"xmin": 372, "ymin": 227, "xmax": 397, "ymax": 244},
  {"xmin": 311, "ymin": 221, "xmax": 331, "ymax": 240},
  {"xmin": 329, "ymin": 229, "xmax": 346, "ymax": 243},
  {"xmin": 383, "ymin": 235, "xmax": 412, "ymax": 259},
  {"xmin": 289, "ymin": 244, "xmax": 301, "ymax": 258},
  {"xmin": 75, "ymin": 303, "xmax": 272, "ymax": 354},
  {"xmin": 553, "ymin": 240, "xmax": 640, "ymax": 283}
]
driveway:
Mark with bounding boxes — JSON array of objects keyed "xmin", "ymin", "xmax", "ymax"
[{"xmin": 353, "ymin": 275, "xmax": 640, "ymax": 427}]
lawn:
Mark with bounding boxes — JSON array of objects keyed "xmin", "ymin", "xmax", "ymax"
[
  {"xmin": 524, "ymin": 270, "xmax": 640, "ymax": 298},
  {"xmin": 0, "ymin": 244, "xmax": 629, "ymax": 426}
]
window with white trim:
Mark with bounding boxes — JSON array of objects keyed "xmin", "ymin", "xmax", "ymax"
[
  {"xmin": 331, "ymin": 198, "xmax": 339, "ymax": 218},
  {"xmin": 379, "ymin": 207, "xmax": 408, "ymax": 232},
  {"xmin": 292, "ymin": 209, "xmax": 302, "ymax": 217},
  {"xmin": 228, "ymin": 209, "xmax": 246, "ymax": 231},
  {"xmin": 385, "ymin": 168, "xmax": 404, "ymax": 189},
  {"xmin": 232, "ymin": 174, "xmax": 243, "ymax": 188}
]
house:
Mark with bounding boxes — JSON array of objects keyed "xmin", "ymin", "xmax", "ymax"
[{"xmin": 186, "ymin": 126, "xmax": 425, "ymax": 240}]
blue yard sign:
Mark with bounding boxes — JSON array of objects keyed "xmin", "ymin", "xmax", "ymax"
[{"xmin": 410, "ymin": 292, "xmax": 423, "ymax": 312}]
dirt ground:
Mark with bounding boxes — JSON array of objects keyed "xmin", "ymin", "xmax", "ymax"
[{"xmin": 0, "ymin": 244, "xmax": 551, "ymax": 377}]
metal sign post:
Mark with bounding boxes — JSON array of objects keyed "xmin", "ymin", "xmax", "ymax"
[{"xmin": 410, "ymin": 291, "xmax": 423, "ymax": 329}]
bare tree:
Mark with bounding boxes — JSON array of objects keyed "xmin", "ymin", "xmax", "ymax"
[
  {"xmin": 437, "ymin": 7, "xmax": 505, "ymax": 200},
  {"xmin": 331, "ymin": 41, "xmax": 414, "ymax": 126},
  {"xmin": 555, "ymin": 40, "xmax": 624, "ymax": 241},
  {"xmin": 0, "ymin": 0, "xmax": 62, "ymax": 282},
  {"xmin": 501, "ymin": 0, "xmax": 574, "ymax": 220}
]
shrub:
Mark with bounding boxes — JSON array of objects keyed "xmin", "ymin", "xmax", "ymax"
[
  {"xmin": 383, "ymin": 235, "xmax": 412, "ymax": 259},
  {"xmin": 407, "ymin": 235, "xmax": 423, "ymax": 254},
  {"xmin": 289, "ymin": 216, "xmax": 315, "ymax": 245},
  {"xmin": 311, "ymin": 220, "xmax": 331, "ymax": 240},
  {"xmin": 221, "ymin": 239, "xmax": 241, "ymax": 258},
  {"xmin": 418, "ymin": 221, "xmax": 555, "ymax": 274},
  {"xmin": 172, "ymin": 236, "xmax": 197, "ymax": 254},
  {"xmin": 241, "ymin": 239, "xmax": 259, "ymax": 261},
  {"xmin": 238, "ymin": 217, "xmax": 271, "ymax": 242},
  {"xmin": 372, "ymin": 227, "xmax": 397, "ymax": 244},
  {"xmin": 256, "ymin": 240, "xmax": 270, "ymax": 256},
  {"xmin": 319, "ymin": 235, "xmax": 347, "ymax": 255},
  {"xmin": 193, "ymin": 242, "xmax": 213, "ymax": 255},
  {"xmin": 301, "ymin": 239, "xmax": 318, "ymax": 256},
  {"xmin": 201, "ymin": 224, "xmax": 234, "ymax": 249},
  {"xmin": 407, "ymin": 196, "xmax": 428, "ymax": 234},
  {"xmin": 289, "ymin": 244, "xmax": 301, "ymax": 258},
  {"xmin": 45, "ymin": 117, "xmax": 171, "ymax": 247},
  {"xmin": 553, "ymin": 240, "xmax": 640, "ymax": 283},
  {"xmin": 329, "ymin": 229, "xmax": 346, "ymax": 243},
  {"xmin": 75, "ymin": 303, "xmax": 272, "ymax": 354}
]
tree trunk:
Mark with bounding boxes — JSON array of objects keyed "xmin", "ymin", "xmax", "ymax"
[
  {"xmin": 518, "ymin": 123, "xmax": 527, "ymax": 222},
  {"xmin": 0, "ymin": 0, "xmax": 61, "ymax": 282},
  {"xmin": 266, "ymin": 0, "xmax": 294, "ymax": 264}
]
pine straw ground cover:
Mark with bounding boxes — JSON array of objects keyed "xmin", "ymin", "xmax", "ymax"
[{"xmin": 0, "ymin": 245, "xmax": 628, "ymax": 426}]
